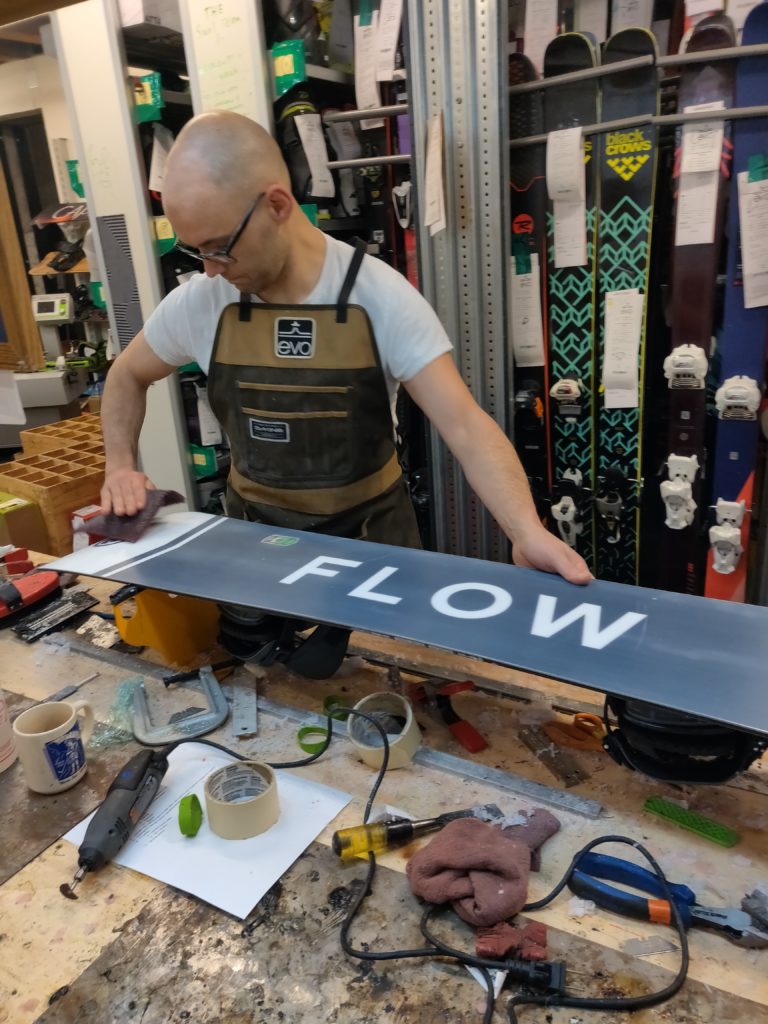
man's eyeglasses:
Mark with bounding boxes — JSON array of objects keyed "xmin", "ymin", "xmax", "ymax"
[{"xmin": 175, "ymin": 193, "xmax": 265, "ymax": 265}]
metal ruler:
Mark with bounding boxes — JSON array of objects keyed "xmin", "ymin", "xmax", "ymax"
[{"xmin": 229, "ymin": 673, "xmax": 258, "ymax": 739}]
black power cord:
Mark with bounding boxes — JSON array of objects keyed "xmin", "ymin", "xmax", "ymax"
[
  {"xmin": 166, "ymin": 718, "xmax": 690, "ymax": 1023},
  {"xmin": 506, "ymin": 835, "xmax": 690, "ymax": 1022}
]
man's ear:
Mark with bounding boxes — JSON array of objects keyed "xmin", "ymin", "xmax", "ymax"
[{"xmin": 265, "ymin": 185, "xmax": 294, "ymax": 223}]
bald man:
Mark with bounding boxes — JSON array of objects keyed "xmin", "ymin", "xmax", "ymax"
[{"xmin": 101, "ymin": 112, "xmax": 590, "ymax": 596}]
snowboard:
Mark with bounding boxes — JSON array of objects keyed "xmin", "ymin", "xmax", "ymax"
[
  {"xmin": 48, "ymin": 510, "xmax": 768, "ymax": 739},
  {"xmin": 704, "ymin": 2, "xmax": 768, "ymax": 602},
  {"xmin": 594, "ymin": 28, "xmax": 660, "ymax": 584},
  {"xmin": 543, "ymin": 34, "xmax": 600, "ymax": 569},
  {"xmin": 659, "ymin": 13, "xmax": 736, "ymax": 595},
  {"xmin": 509, "ymin": 52, "xmax": 550, "ymax": 516}
]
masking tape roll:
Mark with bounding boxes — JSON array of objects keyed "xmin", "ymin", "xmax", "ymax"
[
  {"xmin": 347, "ymin": 691, "xmax": 421, "ymax": 771},
  {"xmin": 204, "ymin": 761, "xmax": 279, "ymax": 840}
]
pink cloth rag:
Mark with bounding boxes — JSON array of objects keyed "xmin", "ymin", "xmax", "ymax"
[{"xmin": 406, "ymin": 809, "xmax": 560, "ymax": 927}]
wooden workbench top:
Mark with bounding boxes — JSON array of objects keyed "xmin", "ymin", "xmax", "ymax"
[{"xmin": 1, "ymin": 573, "xmax": 767, "ymax": 1024}]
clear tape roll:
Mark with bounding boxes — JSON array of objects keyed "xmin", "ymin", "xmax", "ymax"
[
  {"xmin": 347, "ymin": 691, "xmax": 421, "ymax": 770},
  {"xmin": 204, "ymin": 761, "xmax": 280, "ymax": 840}
]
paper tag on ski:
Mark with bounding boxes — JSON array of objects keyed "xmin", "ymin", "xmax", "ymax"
[
  {"xmin": 680, "ymin": 102, "xmax": 724, "ymax": 175},
  {"xmin": 553, "ymin": 198, "xmax": 587, "ymax": 268},
  {"xmin": 611, "ymin": 0, "xmax": 654, "ymax": 31},
  {"xmin": 575, "ymin": 0, "xmax": 609, "ymax": 39},
  {"xmin": 603, "ymin": 289, "xmax": 643, "ymax": 408},
  {"xmin": 738, "ymin": 170, "xmax": 768, "ymax": 309},
  {"xmin": 510, "ymin": 254, "xmax": 545, "ymax": 367},
  {"xmin": 354, "ymin": 13, "xmax": 384, "ymax": 129},
  {"xmin": 294, "ymin": 114, "xmax": 335, "ymax": 199},
  {"xmin": 522, "ymin": 0, "xmax": 557, "ymax": 74},
  {"xmin": 546, "ymin": 127, "xmax": 587, "ymax": 268},
  {"xmin": 686, "ymin": 0, "xmax": 724, "ymax": 16},
  {"xmin": 375, "ymin": 0, "xmax": 403, "ymax": 81},
  {"xmin": 675, "ymin": 169, "xmax": 719, "ymax": 247},
  {"xmin": 546, "ymin": 127, "xmax": 586, "ymax": 202}
]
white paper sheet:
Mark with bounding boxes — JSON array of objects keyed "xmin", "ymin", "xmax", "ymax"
[
  {"xmin": 295, "ymin": 113, "xmax": 335, "ymax": 199},
  {"xmin": 523, "ymin": 0, "xmax": 557, "ymax": 74},
  {"xmin": 546, "ymin": 127, "xmax": 585, "ymax": 202},
  {"xmin": 148, "ymin": 123, "xmax": 174, "ymax": 194},
  {"xmin": 680, "ymin": 102, "xmax": 724, "ymax": 175},
  {"xmin": 611, "ymin": 0, "xmax": 654, "ymax": 30},
  {"xmin": 553, "ymin": 198, "xmax": 587, "ymax": 269},
  {"xmin": 602, "ymin": 289, "xmax": 643, "ymax": 409},
  {"xmin": 64, "ymin": 743, "xmax": 351, "ymax": 919},
  {"xmin": 575, "ymin": 0, "xmax": 609, "ymax": 41},
  {"xmin": 687, "ymin": 0, "xmax": 724, "ymax": 15},
  {"xmin": 510, "ymin": 254, "xmax": 546, "ymax": 367},
  {"xmin": 423, "ymin": 113, "xmax": 446, "ymax": 236},
  {"xmin": 675, "ymin": 169, "xmax": 719, "ymax": 247},
  {"xmin": 0, "ymin": 371, "xmax": 26, "ymax": 425},
  {"xmin": 354, "ymin": 13, "xmax": 384, "ymax": 130},
  {"xmin": 375, "ymin": 0, "xmax": 403, "ymax": 81},
  {"xmin": 738, "ymin": 170, "xmax": 768, "ymax": 309}
]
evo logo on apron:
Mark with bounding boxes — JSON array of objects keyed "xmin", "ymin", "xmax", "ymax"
[{"xmin": 275, "ymin": 318, "xmax": 316, "ymax": 358}]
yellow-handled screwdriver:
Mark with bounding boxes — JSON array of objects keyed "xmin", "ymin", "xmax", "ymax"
[{"xmin": 332, "ymin": 803, "xmax": 502, "ymax": 860}]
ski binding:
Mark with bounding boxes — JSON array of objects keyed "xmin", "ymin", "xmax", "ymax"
[
  {"xmin": 551, "ymin": 493, "xmax": 583, "ymax": 548},
  {"xmin": 550, "ymin": 377, "xmax": 585, "ymax": 420},
  {"xmin": 715, "ymin": 375, "xmax": 760, "ymax": 420},
  {"xmin": 667, "ymin": 453, "xmax": 700, "ymax": 484},
  {"xmin": 596, "ymin": 468, "xmax": 626, "ymax": 545},
  {"xmin": 714, "ymin": 497, "xmax": 746, "ymax": 528},
  {"xmin": 663, "ymin": 344, "xmax": 708, "ymax": 389},
  {"xmin": 709, "ymin": 523, "xmax": 743, "ymax": 575},
  {"xmin": 661, "ymin": 479, "xmax": 696, "ymax": 530}
]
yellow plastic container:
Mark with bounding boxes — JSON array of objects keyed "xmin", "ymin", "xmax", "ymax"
[{"xmin": 113, "ymin": 588, "xmax": 219, "ymax": 667}]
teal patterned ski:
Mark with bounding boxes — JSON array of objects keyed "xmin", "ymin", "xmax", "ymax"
[
  {"xmin": 544, "ymin": 34, "xmax": 600, "ymax": 571},
  {"xmin": 595, "ymin": 29, "xmax": 659, "ymax": 585}
]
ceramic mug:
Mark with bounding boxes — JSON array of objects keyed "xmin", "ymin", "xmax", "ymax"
[
  {"xmin": 12, "ymin": 700, "xmax": 94, "ymax": 794},
  {"xmin": 0, "ymin": 690, "xmax": 18, "ymax": 775}
]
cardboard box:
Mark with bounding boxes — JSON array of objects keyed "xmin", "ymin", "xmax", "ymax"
[{"xmin": 0, "ymin": 492, "xmax": 49, "ymax": 553}]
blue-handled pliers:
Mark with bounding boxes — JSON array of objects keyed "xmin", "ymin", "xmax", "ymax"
[{"xmin": 569, "ymin": 852, "xmax": 768, "ymax": 948}]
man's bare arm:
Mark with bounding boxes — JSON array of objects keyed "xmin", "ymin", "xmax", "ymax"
[
  {"xmin": 100, "ymin": 331, "xmax": 177, "ymax": 516},
  {"xmin": 405, "ymin": 353, "xmax": 591, "ymax": 584}
]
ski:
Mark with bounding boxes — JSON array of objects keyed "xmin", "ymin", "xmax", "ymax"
[
  {"xmin": 509, "ymin": 52, "xmax": 550, "ymax": 517},
  {"xmin": 659, "ymin": 13, "xmax": 736, "ymax": 594},
  {"xmin": 543, "ymin": 33, "xmax": 600, "ymax": 569},
  {"xmin": 594, "ymin": 28, "xmax": 660, "ymax": 584},
  {"xmin": 704, "ymin": 2, "xmax": 768, "ymax": 601}
]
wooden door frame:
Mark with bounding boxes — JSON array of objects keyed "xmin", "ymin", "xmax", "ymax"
[{"xmin": 0, "ymin": 163, "xmax": 45, "ymax": 371}]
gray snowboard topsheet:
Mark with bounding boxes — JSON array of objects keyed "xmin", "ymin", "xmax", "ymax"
[{"xmin": 50, "ymin": 512, "xmax": 767, "ymax": 737}]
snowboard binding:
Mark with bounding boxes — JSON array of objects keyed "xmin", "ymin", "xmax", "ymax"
[
  {"xmin": 603, "ymin": 695, "xmax": 768, "ymax": 785},
  {"xmin": 218, "ymin": 606, "xmax": 350, "ymax": 679}
]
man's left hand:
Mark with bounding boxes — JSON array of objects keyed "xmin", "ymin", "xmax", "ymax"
[{"xmin": 512, "ymin": 525, "xmax": 592, "ymax": 585}]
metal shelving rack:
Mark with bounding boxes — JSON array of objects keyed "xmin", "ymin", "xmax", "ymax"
[{"xmin": 406, "ymin": 0, "xmax": 511, "ymax": 561}]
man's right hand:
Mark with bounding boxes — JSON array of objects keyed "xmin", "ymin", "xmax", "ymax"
[{"xmin": 101, "ymin": 469, "xmax": 156, "ymax": 517}]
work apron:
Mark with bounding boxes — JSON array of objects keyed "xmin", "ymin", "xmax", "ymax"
[{"xmin": 207, "ymin": 240, "xmax": 421, "ymax": 550}]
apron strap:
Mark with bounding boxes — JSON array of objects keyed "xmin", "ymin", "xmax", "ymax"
[
  {"xmin": 336, "ymin": 238, "xmax": 367, "ymax": 324},
  {"xmin": 238, "ymin": 292, "xmax": 252, "ymax": 322}
]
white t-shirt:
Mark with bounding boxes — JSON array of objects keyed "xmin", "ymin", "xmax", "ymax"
[{"xmin": 144, "ymin": 234, "xmax": 452, "ymax": 408}]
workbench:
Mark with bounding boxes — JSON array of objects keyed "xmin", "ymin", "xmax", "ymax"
[{"xmin": 1, "ymin": 567, "xmax": 767, "ymax": 1024}]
